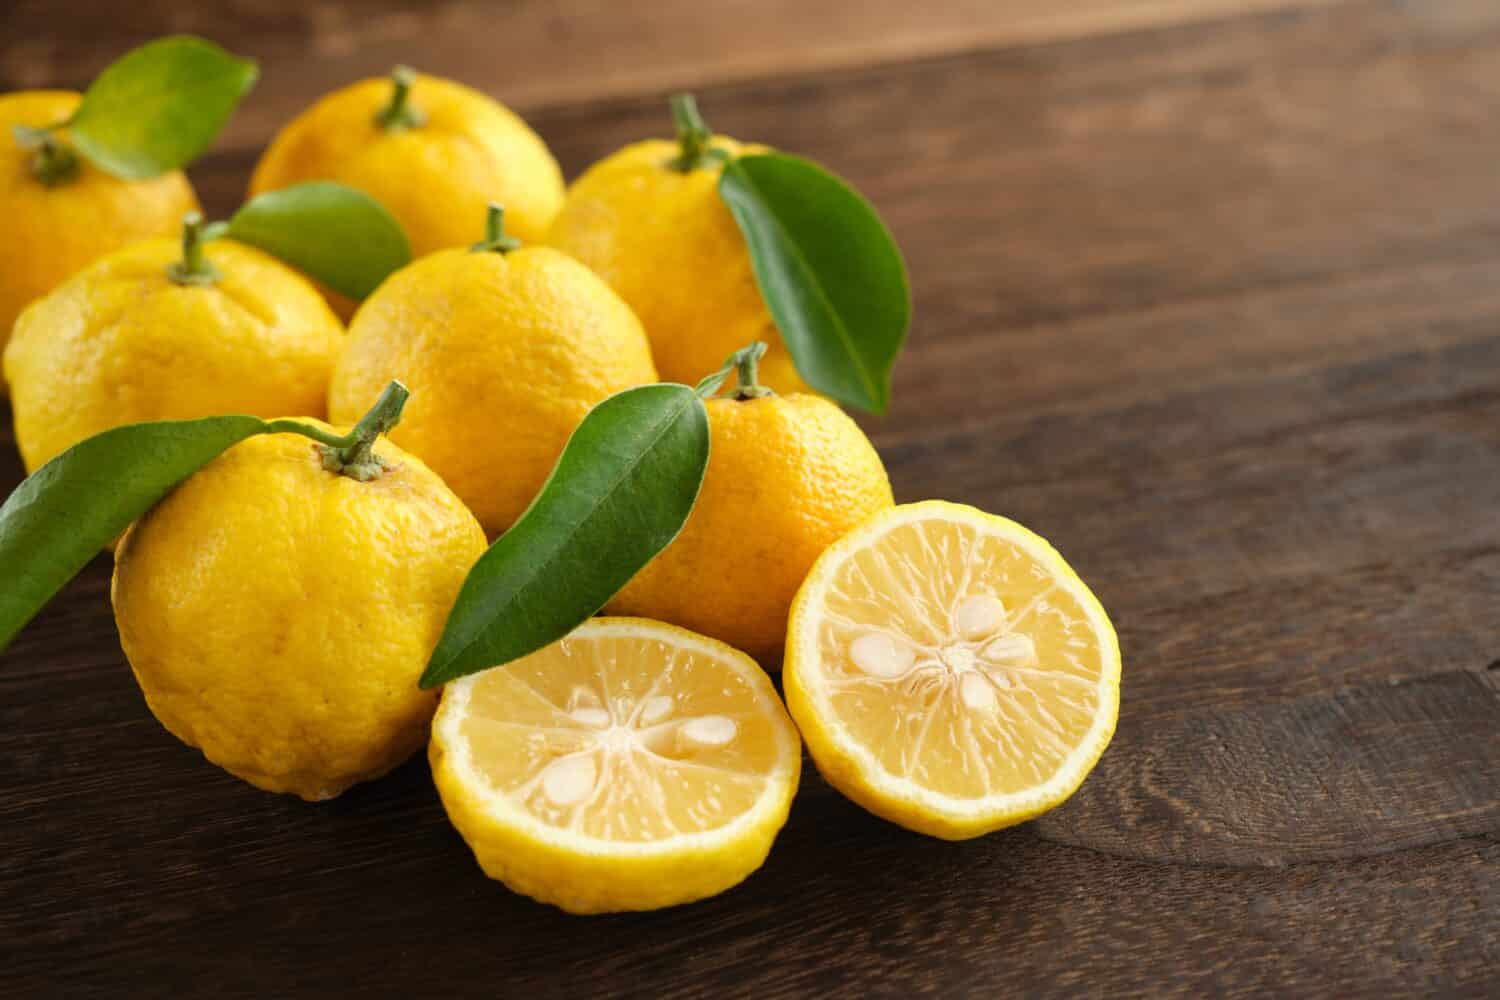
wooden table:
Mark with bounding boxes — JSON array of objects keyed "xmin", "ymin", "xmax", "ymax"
[{"xmin": 4, "ymin": 1, "xmax": 1498, "ymax": 994}]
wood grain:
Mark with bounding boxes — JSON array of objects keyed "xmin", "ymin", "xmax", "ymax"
[
  {"xmin": 1036, "ymin": 669, "xmax": 1500, "ymax": 864},
  {"xmin": 3, "ymin": 0, "xmax": 1499, "ymax": 995},
  {"xmin": 0, "ymin": 0, "xmax": 1348, "ymax": 151}
]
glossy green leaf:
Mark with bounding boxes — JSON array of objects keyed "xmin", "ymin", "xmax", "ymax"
[
  {"xmin": 0, "ymin": 416, "xmax": 269, "ymax": 654},
  {"xmin": 68, "ymin": 36, "xmax": 258, "ymax": 179},
  {"xmin": 226, "ymin": 182, "xmax": 412, "ymax": 300},
  {"xmin": 719, "ymin": 153, "xmax": 910, "ymax": 414},
  {"xmin": 421, "ymin": 385, "xmax": 711, "ymax": 688}
]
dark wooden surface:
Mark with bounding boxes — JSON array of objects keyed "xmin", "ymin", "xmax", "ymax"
[{"xmin": 3, "ymin": 0, "xmax": 1499, "ymax": 995}]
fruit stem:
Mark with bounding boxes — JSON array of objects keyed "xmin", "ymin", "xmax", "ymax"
[
  {"xmin": 668, "ymin": 94, "xmax": 723, "ymax": 172},
  {"xmin": 694, "ymin": 342, "xmax": 774, "ymax": 400},
  {"xmin": 374, "ymin": 65, "xmax": 426, "ymax": 132},
  {"xmin": 730, "ymin": 342, "xmax": 774, "ymax": 399},
  {"xmin": 470, "ymin": 203, "xmax": 522, "ymax": 254},
  {"xmin": 299, "ymin": 380, "xmax": 410, "ymax": 482},
  {"xmin": 13, "ymin": 124, "xmax": 78, "ymax": 186},
  {"xmin": 167, "ymin": 212, "xmax": 225, "ymax": 287}
]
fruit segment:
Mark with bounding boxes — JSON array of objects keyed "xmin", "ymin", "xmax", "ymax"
[
  {"xmin": 455, "ymin": 644, "xmax": 779, "ymax": 842},
  {"xmin": 786, "ymin": 501, "xmax": 1120, "ymax": 839}
]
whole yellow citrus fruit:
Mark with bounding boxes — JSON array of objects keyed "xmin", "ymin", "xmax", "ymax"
[
  {"xmin": 3, "ymin": 219, "xmax": 343, "ymax": 476},
  {"xmin": 328, "ymin": 207, "xmax": 658, "ymax": 538},
  {"xmin": 250, "ymin": 68, "xmax": 563, "ymax": 265},
  {"xmin": 607, "ymin": 346, "xmax": 892, "ymax": 663},
  {"xmin": 547, "ymin": 98, "xmax": 808, "ymax": 395},
  {"xmin": 0, "ymin": 91, "xmax": 199, "ymax": 389},
  {"xmin": 113, "ymin": 403, "xmax": 487, "ymax": 801},
  {"xmin": 430, "ymin": 617, "xmax": 801, "ymax": 913}
]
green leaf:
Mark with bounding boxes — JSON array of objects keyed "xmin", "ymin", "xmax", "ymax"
[
  {"xmin": 226, "ymin": 182, "xmax": 412, "ymax": 300},
  {"xmin": 719, "ymin": 153, "xmax": 910, "ymax": 414},
  {"xmin": 67, "ymin": 36, "xmax": 258, "ymax": 179},
  {"xmin": 421, "ymin": 385, "xmax": 710, "ymax": 688},
  {"xmin": 0, "ymin": 416, "xmax": 269, "ymax": 654}
]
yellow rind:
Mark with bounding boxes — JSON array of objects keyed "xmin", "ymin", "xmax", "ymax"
[
  {"xmin": 112, "ymin": 427, "xmax": 486, "ymax": 802},
  {"xmin": 250, "ymin": 73, "xmax": 564, "ymax": 258},
  {"xmin": 546, "ymin": 137, "xmax": 811, "ymax": 396},
  {"xmin": 328, "ymin": 245, "xmax": 658, "ymax": 538},
  {"xmin": 0, "ymin": 90, "xmax": 199, "ymax": 389},
  {"xmin": 6, "ymin": 237, "xmax": 343, "ymax": 475},
  {"xmin": 606, "ymin": 393, "xmax": 893, "ymax": 664}
]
